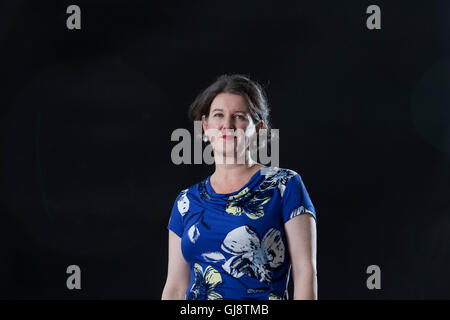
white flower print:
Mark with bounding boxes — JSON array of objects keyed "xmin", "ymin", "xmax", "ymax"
[
  {"xmin": 260, "ymin": 167, "xmax": 296, "ymax": 198},
  {"xmin": 188, "ymin": 223, "xmax": 200, "ymax": 243},
  {"xmin": 202, "ymin": 252, "xmax": 226, "ymax": 263},
  {"xmin": 260, "ymin": 166, "xmax": 279, "ymax": 177},
  {"xmin": 289, "ymin": 205, "xmax": 315, "ymax": 220},
  {"xmin": 217, "ymin": 225, "xmax": 285, "ymax": 284},
  {"xmin": 177, "ymin": 189, "xmax": 190, "ymax": 216}
]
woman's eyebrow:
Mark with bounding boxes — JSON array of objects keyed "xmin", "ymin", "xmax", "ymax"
[{"xmin": 211, "ymin": 108, "xmax": 246, "ymax": 113}]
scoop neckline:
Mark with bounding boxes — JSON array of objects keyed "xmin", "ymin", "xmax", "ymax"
[{"xmin": 206, "ymin": 166, "xmax": 268, "ymax": 197}]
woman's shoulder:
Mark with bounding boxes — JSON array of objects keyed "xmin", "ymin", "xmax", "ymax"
[
  {"xmin": 261, "ymin": 166, "xmax": 300, "ymax": 179},
  {"xmin": 173, "ymin": 177, "xmax": 208, "ymax": 199}
]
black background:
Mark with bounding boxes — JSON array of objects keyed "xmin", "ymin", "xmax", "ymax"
[{"xmin": 1, "ymin": 0, "xmax": 449, "ymax": 299}]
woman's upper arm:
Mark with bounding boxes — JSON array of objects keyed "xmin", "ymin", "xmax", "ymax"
[
  {"xmin": 163, "ymin": 230, "xmax": 190, "ymax": 298},
  {"xmin": 284, "ymin": 213, "xmax": 317, "ymax": 275}
]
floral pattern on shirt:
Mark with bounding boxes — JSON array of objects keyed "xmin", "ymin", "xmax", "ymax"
[
  {"xmin": 260, "ymin": 167, "xmax": 296, "ymax": 198},
  {"xmin": 202, "ymin": 225, "xmax": 285, "ymax": 285},
  {"xmin": 225, "ymin": 187, "xmax": 271, "ymax": 220},
  {"xmin": 188, "ymin": 263, "xmax": 223, "ymax": 300},
  {"xmin": 177, "ymin": 189, "xmax": 190, "ymax": 216},
  {"xmin": 223, "ymin": 167, "xmax": 296, "ymax": 220},
  {"xmin": 198, "ymin": 180, "xmax": 210, "ymax": 201},
  {"xmin": 168, "ymin": 166, "xmax": 317, "ymax": 300}
]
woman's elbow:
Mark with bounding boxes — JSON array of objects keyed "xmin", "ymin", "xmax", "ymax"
[
  {"xmin": 161, "ymin": 281, "xmax": 188, "ymax": 300},
  {"xmin": 292, "ymin": 265, "xmax": 318, "ymax": 300},
  {"xmin": 292, "ymin": 262, "xmax": 317, "ymax": 279}
]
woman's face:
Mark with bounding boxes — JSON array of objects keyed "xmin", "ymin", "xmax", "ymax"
[{"xmin": 202, "ymin": 92, "xmax": 261, "ymax": 161}]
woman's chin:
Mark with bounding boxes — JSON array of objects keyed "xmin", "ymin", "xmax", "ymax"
[{"xmin": 212, "ymin": 150, "xmax": 247, "ymax": 164}]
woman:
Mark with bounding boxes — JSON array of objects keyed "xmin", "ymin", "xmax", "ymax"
[{"xmin": 161, "ymin": 74, "xmax": 317, "ymax": 300}]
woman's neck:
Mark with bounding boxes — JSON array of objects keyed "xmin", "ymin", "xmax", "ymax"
[{"xmin": 211, "ymin": 161, "xmax": 264, "ymax": 185}]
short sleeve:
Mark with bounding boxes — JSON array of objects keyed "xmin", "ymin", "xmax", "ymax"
[
  {"xmin": 167, "ymin": 190, "xmax": 188, "ymax": 238},
  {"xmin": 282, "ymin": 173, "xmax": 316, "ymax": 224}
]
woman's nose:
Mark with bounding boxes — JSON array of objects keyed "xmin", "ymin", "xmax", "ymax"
[{"xmin": 221, "ymin": 115, "xmax": 235, "ymax": 130}]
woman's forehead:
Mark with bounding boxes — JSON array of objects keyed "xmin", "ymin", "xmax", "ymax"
[{"xmin": 210, "ymin": 93, "xmax": 249, "ymax": 112}]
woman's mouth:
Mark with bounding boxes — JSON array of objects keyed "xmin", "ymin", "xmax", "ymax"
[{"xmin": 221, "ymin": 135, "xmax": 234, "ymax": 140}]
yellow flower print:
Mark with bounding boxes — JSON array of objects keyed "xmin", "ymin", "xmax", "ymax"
[
  {"xmin": 225, "ymin": 188, "xmax": 249, "ymax": 216},
  {"xmin": 188, "ymin": 263, "xmax": 223, "ymax": 300},
  {"xmin": 225, "ymin": 187, "xmax": 271, "ymax": 220},
  {"xmin": 268, "ymin": 293, "xmax": 282, "ymax": 300}
]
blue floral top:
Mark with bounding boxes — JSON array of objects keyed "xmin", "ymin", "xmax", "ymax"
[{"xmin": 167, "ymin": 166, "xmax": 316, "ymax": 300}]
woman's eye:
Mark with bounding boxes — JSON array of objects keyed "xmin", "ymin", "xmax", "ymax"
[{"xmin": 213, "ymin": 113, "xmax": 246, "ymax": 120}]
